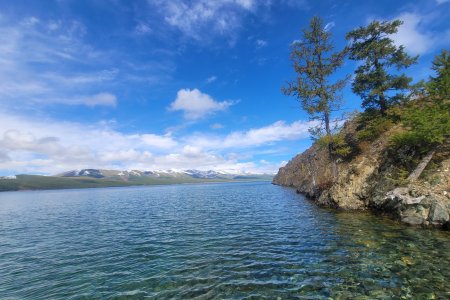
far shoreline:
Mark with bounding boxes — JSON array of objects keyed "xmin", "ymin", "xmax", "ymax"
[{"xmin": 0, "ymin": 178, "xmax": 273, "ymax": 193}]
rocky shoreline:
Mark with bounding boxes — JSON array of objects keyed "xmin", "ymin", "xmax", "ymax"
[{"xmin": 273, "ymin": 120, "xmax": 450, "ymax": 230}]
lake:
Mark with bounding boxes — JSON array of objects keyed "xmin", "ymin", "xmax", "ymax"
[{"xmin": 0, "ymin": 182, "xmax": 449, "ymax": 299}]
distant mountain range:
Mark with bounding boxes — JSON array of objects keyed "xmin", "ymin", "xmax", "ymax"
[
  {"xmin": 57, "ymin": 168, "xmax": 272, "ymax": 180},
  {"xmin": 0, "ymin": 169, "xmax": 273, "ymax": 192}
]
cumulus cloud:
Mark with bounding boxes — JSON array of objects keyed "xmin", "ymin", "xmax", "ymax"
[
  {"xmin": 0, "ymin": 111, "xmax": 311, "ymax": 175},
  {"xmin": 139, "ymin": 134, "xmax": 178, "ymax": 149},
  {"xmin": 391, "ymin": 13, "xmax": 433, "ymax": 55},
  {"xmin": 187, "ymin": 120, "xmax": 316, "ymax": 149},
  {"xmin": 169, "ymin": 88, "xmax": 234, "ymax": 120},
  {"xmin": 0, "ymin": 111, "xmax": 170, "ymax": 173},
  {"xmin": 389, "ymin": 11, "xmax": 450, "ymax": 55}
]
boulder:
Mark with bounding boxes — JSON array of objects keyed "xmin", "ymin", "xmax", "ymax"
[{"xmin": 429, "ymin": 202, "xmax": 450, "ymax": 224}]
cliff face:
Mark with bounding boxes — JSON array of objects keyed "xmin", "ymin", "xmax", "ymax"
[{"xmin": 273, "ymin": 120, "xmax": 450, "ymax": 229}]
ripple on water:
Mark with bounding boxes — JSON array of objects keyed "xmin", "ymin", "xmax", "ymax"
[{"xmin": 0, "ymin": 182, "xmax": 449, "ymax": 299}]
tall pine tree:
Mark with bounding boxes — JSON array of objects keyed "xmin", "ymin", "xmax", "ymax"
[
  {"xmin": 282, "ymin": 16, "xmax": 348, "ymax": 137},
  {"xmin": 346, "ymin": 20, "xmax": 417, "ymax": 113},
  {"xmin": 282, "ymin": 16, "xmax": 349, "ymax": 179}
]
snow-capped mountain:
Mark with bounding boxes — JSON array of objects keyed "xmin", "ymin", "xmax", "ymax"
[
  {"xmin": 57, "ymin": 169, "xmax": 273, "ymax": 181},
  {"xmin": 59, "ymin": 169, "xmax": 104, "ymax": 178}
]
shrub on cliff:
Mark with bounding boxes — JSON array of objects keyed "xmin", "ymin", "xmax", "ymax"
[{"xmin": 392, "ymin": 50, "xmax": 450, "ymax": 153}]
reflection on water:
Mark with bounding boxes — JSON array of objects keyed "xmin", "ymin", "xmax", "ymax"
[{"xmin": 0, "ymin": 182, "xmax": 448, "ymax": 299}]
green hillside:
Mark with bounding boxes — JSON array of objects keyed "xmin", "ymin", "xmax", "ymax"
[{"xmin": 0, "ymin": 174, "xmax": 273, "ymax": 192}]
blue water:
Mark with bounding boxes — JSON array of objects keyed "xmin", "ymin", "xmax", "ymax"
[{"xmin": 0, "ymin": 182, "xmax": 449, "ymax": 299}]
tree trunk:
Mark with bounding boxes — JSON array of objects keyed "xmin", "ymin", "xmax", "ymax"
[
  {"xmin": 407, "ymin": 149, "xmax": 435, "ymax": 182},
  {"xmin": 379, "ymin": 95, "xmax": 388, "ymax": 114},
  {"xmin": 324, "ymin": 111, "xmax": 331, "ymax": 136},
  {"xmin": 324, "ymin": 111, "xmax": 338, "ymax": 180}
]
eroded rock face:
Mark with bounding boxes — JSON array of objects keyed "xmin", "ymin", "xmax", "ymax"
[{"xmin": 273, "ymin": 120, "xmax": 450, "ymax": 230}]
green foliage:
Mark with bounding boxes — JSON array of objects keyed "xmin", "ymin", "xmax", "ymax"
[
  {"xmin": 383, "ymin": 166, "xmax": 410, "ymax": 187},
  {"xmin": 356, "ymin": 113, "xmax": 394, "ymax": 142},
  {"xmin": 346, "ymin": 20, "xmax": 417, "ymax": 113},
  {"xmin": 317, "ymin": 133, "xmax": 352, "ymax": 159},
  {"xmin": 391, "ymin": 50, "xmax": 450, "ymax": 153},
  {"xmin": 427, "ymin": 49, "xmax": 450, "ymax": 99},
  {"xmin": 391, "ymin": 100, "xmax": 450, "ymax": 152},
  {"xmin": 282, "ymin": 16, "xmax": 349, "ymax": 136}
]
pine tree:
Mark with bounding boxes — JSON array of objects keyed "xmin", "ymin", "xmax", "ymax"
[
  {"xmin": 346, "ymin": 20, "xmax": 417, "ymax": 113},
  {"xmin": 282, "ymin": 16, "xmax": 348, "ymax": 137},
  {"xmin": 427, "ymin": 49, "xmax": 450, "ymax": 99},
  {"xmin": 282, "ymin": 16, "xmax": 349, "ymax": 179}
]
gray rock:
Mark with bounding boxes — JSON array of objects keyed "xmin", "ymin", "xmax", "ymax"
[
  {"xmin": 429, "ymin": 202, "xmax": 450, "ymax": 223},
  {"xmin": 405, "ymin": 196, "xmax": 425, "ymax": 205},
  {"xmin": 385, "ymin": 187, "xmax": 424, "ymax": 206},
  {"xmin": 402, "ymin": 215, "xmax": 424, "ymax": 225},
  {"xmin": 386, "ymin": 187, "xmax": 409, "ymax": 200}
]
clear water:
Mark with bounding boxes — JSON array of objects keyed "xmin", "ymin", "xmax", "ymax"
[{"xmin": 0, "ymin": 182, "xmax": 448, "ymax": 299}]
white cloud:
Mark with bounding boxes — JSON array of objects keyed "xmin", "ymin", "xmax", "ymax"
[
  {"xmin": 135, "ymin": 22, "xmax": 152, "ymax": 35},
  {"xmin": 290, "ymin": 39, "xmax": 302, "ymax": 46},
  {"xmin": 235, "ymin": 0, "xmax": 255, "ymax": 10},
  {"xmin": 0, "ymin": 17, "xmax": 110, "ymax": 107},
  {"xmin": 100, "ymin": 149, "xmax": 153, "ymax": 164},
  {"xmin": 152, "ymin": 0, "xmax": 258, "ymax": 41},
  {"xmin": 206, "ymin": 75, "xmax": 217, "ymax": 83},
  {"xmin": 139, "ymin": 134, "xmax": 178, "ymax": 149},
  {"xmin": 391, "ymin": 13, "xmax": 433, "ymax": 55},
  {"xmin": 42, "ymin": 69, "xmax": 119, "ymax": 85},
  {"xmin": 0, "ymin": 111, "xmax": 310, "ymax": 175},
  {"xmin": 324, "ymin": 22, "xmax": 335, "ymax": 31},
  {"xmin": 256, "ymin": 39, "xmax": 268, "ymax": 48},
  {"xmin": 0, "ymin": 111, "xmax": 175, "ymax": 173},
  {"xmin": 38, "ymin": 92, "xmax": 118, "ymax": 107},
  {"xmin": 0, "ymin": 16, "xmax": 171, "ymax": 110},
  {"xmin": 436, "ymin": 0, "xmax": 449, "ymax": 4},
  {"xmin": 21, "ymin": 16, "xmax": 40, "ymax": 27},
  {"xmin": 169, "ymin": 88, "xmax": 234, "ymax": 120},
  {"xmin": 187, "ymin": 120, "xmax": 316, "ymax": 149},
  {"xmin": 389, "ymin": 11, "xmax": 450, "ymax": 56}
]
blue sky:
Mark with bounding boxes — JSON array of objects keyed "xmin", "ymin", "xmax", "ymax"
[{"xmin": 0, "ymin": 0, "xmax": 449, "ymax": 175}]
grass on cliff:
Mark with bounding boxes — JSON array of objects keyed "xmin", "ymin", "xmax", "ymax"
[{"xmin": 345, "ymin": 94, "xmax": 449, "ymax": 186}]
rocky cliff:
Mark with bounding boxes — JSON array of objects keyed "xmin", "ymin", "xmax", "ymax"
[{"xmin": 273, "ymin": 119, "xmax": 450, "ymax": 230}]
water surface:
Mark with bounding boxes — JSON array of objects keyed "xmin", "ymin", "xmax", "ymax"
[{"xmin": 0, "ymin": 182, "xmax": 449, "ymax": 299}]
